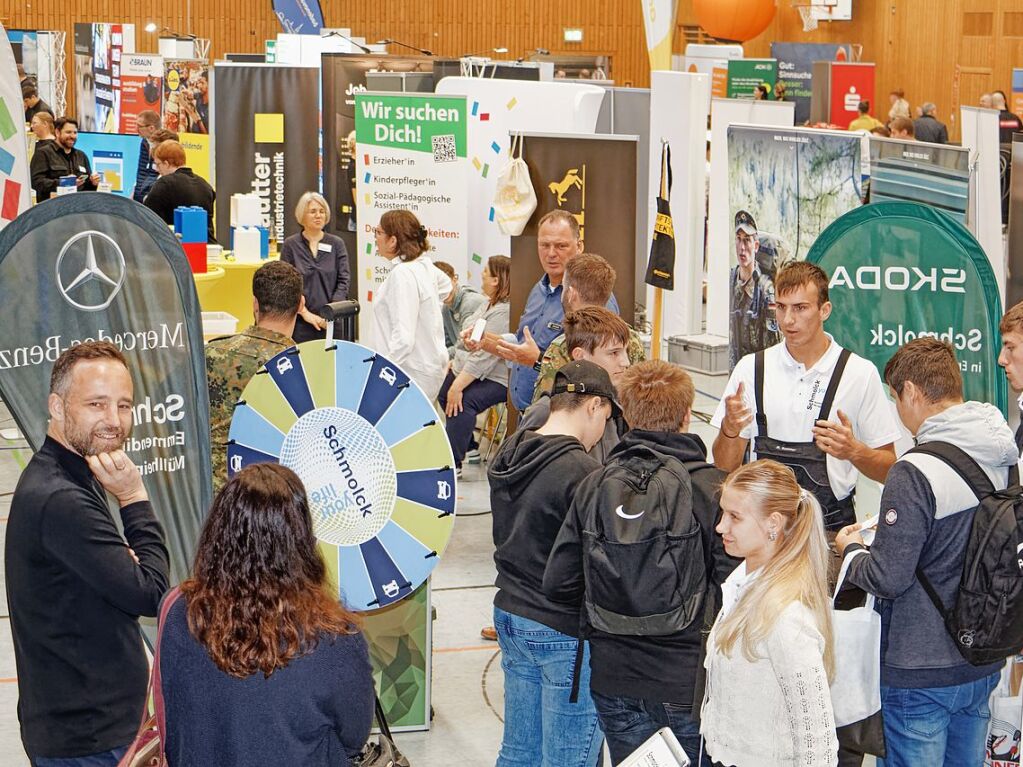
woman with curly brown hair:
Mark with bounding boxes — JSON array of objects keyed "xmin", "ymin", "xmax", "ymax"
[
  {"xmin": 159, "ymin": 463, "xmax": 374, "ymax": 766},
  {"xmin": 372, "ymin": 208, "xmax": 452, "ymax": 400}
]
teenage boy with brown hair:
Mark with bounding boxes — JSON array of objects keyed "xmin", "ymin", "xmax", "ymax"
[{"xmin": 545, "ymin": 359, "xmax": 736, "ymax": 765}]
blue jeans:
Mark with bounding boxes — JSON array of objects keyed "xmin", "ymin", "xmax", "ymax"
[
  {"xmin": 32, "ymin": 745, "xmax": 128, "ymax": 767},
  {"xmin": 878, "ymin": 672, "xmax": 1000, "ymax": 767},
  {"xmin": 494, "ymin": 607, "xmax": 603, "ymax": 767},
  {"xmin": 591, "ymin": 691, "xmax": 709, "ymax": 767}
]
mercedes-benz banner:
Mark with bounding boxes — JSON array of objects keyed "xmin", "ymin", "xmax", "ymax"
[{"xmin": 0, "ymin": 194, "xmax": 212, "ymax": 582}]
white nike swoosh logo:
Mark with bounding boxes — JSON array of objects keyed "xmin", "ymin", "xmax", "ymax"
[{"xmin": 615, "ymin": 505, "xmax": 645, "ymax": 520}]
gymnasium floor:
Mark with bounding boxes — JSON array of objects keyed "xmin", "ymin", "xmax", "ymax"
[{"xmin": 0, "ymin": 369, "xmax": 880, "ymax": 766}]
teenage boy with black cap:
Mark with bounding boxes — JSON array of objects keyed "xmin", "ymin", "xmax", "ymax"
[
  {"xmin": 488, "ymin": 360, "xmax": 619, "ymax": 767},
  {"xmin": 544, "ymin": 359, "xmax": 736, "ymax": 765}
]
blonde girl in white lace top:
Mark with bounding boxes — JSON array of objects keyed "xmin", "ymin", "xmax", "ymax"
[{"xmin": 701, "ymin": 460, "xmax": 838, "ymax": 767}]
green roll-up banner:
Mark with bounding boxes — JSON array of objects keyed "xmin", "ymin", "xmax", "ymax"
[{"xmin": 808, "ymin": 201, "xmax": 1007, "ymax": 413}]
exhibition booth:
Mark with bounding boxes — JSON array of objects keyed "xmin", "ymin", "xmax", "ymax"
[{"xmin": 2, "ymin": 11, "xmax": 1021, "ymax": 746}]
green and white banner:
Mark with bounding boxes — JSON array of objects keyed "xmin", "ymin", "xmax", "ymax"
[
  {"xmin": 727, "ymin": 59, "xmax": 778, "ymax": 100},
  {"xmin": 809, "ymin": 202, "xmax": 1007, "ymax": 413},
  {"xmin": 355, "ymin": 93, "xmax": 468, "ymax": 348}
]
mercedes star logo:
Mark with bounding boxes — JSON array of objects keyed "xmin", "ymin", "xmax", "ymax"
[{"xmin": 55, "ymin": 231, "xmax": 126, "ymax": 311}]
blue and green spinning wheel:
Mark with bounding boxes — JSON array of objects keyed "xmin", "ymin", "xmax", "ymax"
[{"xmin": 226, "ymin": 340, "xmax": 456, "ymax": 610}]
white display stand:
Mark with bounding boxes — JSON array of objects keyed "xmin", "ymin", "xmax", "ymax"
[
  {"xmin": 647, "ymin": 71, "xmax": 710, "ymax": 339},
  {"xmin": 961, "ymin": 105, "xmax": 1005, "ymax": 302},
  {"xmin": 434, "ymin": 77, "xmax": 604, "ymax": 287},
  {"xmin": 706, "ymin": 98, "xmax": 795, "ymax": 339}
]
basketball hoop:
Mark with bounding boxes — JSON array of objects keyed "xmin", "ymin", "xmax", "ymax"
[
  {"xmin": 797, "ymin": 5, "xmax": 819, "ymax": 31},
  {"xmin": 792, "ymin": 0, "xmax": 837, "ymax": 32}
]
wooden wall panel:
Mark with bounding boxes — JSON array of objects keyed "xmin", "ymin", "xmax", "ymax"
[{"xmin": 2, "ymin": 0, "xmax": 1022, "ymax": 143}]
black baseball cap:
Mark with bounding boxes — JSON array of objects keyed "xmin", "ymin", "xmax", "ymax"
[
  {"xmin": 551, "ymin": 360, "xmax": 622, "ymax": 418},
  {"xmin": 735, "ymin": 210, "xmax": 757, "ymax": 235}
]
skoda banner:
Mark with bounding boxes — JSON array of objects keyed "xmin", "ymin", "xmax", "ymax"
[
  {"xmin": 808, "ymin": 201, "xmax": 1007, "ymax": 413},
  {"xmin": 212, "ymin": 63, "xmax": 320, "ymax": 244},
  {"xmin": 0, "ymin": 194, "xmax": 212, "ymax": 582}
]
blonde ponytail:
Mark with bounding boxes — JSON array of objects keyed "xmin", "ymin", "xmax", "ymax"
[{"xmin": 713, "ymin": 460, "xmax": 835, "ymax": 680}]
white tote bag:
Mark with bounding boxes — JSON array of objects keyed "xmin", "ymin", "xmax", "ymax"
[
  {"xmin": 985, "ymin": 658, "xmax": 1022, "ymax": 766},
  {"xmin": 493, "ymin": 134, "xmax": 537, "ymax": 236},
  {"xmin": 830, "ymin": 549, "xmax": 883, "ymax": 728}
]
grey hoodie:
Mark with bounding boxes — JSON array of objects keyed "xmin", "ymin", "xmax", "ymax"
[{"xmin": 845, "ymin": 401, "xmax": 1017, "ymax": 688}]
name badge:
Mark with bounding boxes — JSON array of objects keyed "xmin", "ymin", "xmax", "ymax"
[
  {"xmin": 78, "ymin": 166, "xmax": 86, "ymax": 173},
  {"xmin": 547, "ymin": 321, "xmax": 562, "ymax": 332},
  {"xmin": 317, "ymin": 242, "xmax": 332, "ymax": 253}
]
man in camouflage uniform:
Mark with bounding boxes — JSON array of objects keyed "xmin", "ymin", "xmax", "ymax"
[
  {"xmin": 729, "ymin": 210, "xmax": 779, "ymax": 370},
  {"xmin": 206, "ymin": 261, "xmax": 303, "ymax": 491},
  {"xmin": 531, "ymin": 252, "xmax": 645, "ymax": 403}
]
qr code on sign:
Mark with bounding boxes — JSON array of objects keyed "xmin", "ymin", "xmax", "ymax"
[{"xmin": 432, "ymin": 134, "xmax": 456, "ymax": 163}]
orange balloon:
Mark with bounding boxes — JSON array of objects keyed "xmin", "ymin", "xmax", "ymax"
[{"xmin": 693, "ymin": 0, "xmax": 778, "ymax": 42}]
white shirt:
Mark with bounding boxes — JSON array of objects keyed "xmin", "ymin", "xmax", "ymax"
[
  {"xmin": 371, "ymin": 256, "xmax": 452, "ymax": 401},
  {"xmin": 711, "ymin": 336, "xmax": 900, "ymax": 499}
]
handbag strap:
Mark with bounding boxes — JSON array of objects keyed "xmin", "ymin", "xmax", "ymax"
[
  {"xmin": 118, "ymin": 586, "xmax": 182, "ymax": 766},
  {"xmin": 153, "ymin": 587, "xmax": 183, "ymax": 748},
  {"xmin": 374, "ymin": 693, "xmax": 394, "ymax": 741}
]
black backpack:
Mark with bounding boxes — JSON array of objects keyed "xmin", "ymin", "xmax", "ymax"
[
  {"xmin": 908, "ymin": 441, "xmax": 1023, "ymax": 665},
  {"xmin": 580, "ymin": 444, "xmax": 708, "ymax": 636}
]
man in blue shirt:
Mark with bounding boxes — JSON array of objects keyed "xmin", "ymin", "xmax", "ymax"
[
  {"xmin": 497, "ymin": 210, "xmax": 618, "ymax": 411},
  {"xmin": 132, "ymin": 110, "xmax": 161, "ymax": 203}
]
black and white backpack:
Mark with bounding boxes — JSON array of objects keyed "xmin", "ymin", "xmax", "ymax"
[{"xmin": 580, "ymin": 444, "xmax": 708, "ymax": 636}]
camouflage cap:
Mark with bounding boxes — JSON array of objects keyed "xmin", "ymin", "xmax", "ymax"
[{"xmin": 735, "ymin": 210, "xmax": 758, "ymax": 235}]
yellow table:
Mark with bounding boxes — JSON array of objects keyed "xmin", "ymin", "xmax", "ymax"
[
  {"xmin": 193, "ymin": 265, "xmax": 226, "ymax": 309},
  {"xmin": 196, "ymin": 255, "xmax": 279, "ymax": 327}
]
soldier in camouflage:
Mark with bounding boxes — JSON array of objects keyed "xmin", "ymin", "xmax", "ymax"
[
  {"xmin": 729, "ymin": 210, "xmax": 780, "ymax": 370},
  {"xmin": 531, "ymin": 252, "xmax": 645, "ymax": 402},
  {"xmin": 206, "ymin": 261, "xmax": 303, "ymax": 491}
]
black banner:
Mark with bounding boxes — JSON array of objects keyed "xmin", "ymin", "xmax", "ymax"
[
  {"xmin": 211, "ymin": 63, "xmax": 320, "ymax": 246},
  {"xmin": 510, "ymin": 133, "xmax": 638, "ymax": 330},
  {"xmin": 321, "ymin": 54, "xmax": 433, "ymax": 301},
  {"xmin": 645, "ymin": 144, "xmax": 675, "ymax": 290},
  {"xmin": 0, "ymin": 194, "xmax": 212, "ymax": 582}
]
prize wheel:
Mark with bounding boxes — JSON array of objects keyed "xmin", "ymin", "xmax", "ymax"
[{"xmin": 227, "ymin": 340, "xmax": 456, "ymax": 610}]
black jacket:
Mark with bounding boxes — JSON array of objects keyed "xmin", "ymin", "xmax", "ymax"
[
  {"xmin": 488, "ymin": 428, "xmax": 601, "ymax": 637},
  {"xmin": 144, "ymin": 167, "xmax": 217, "ymax": 243},
  {"xmin": 30, "ymin": 141, "xmax": 97, "ymax": 201},
  {"xmin": 4, "ymin": 437, "xmax": 169, "ymax": 758},
  {"xmin": 543, "ymin": 431, "xmax": 739, "ymax": 705},
  {"xmin": 913, "ymin": 114, "xmax": 948, "ymax": 144}
]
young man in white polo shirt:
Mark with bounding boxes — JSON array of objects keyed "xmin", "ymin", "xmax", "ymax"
[
  {"xmin": 712, "ymin": 261, "xmax": 899, "ymax": 532},
  {"xmin": 997, "ymin": 300, "xmax": 1023, "ymax": 455}
]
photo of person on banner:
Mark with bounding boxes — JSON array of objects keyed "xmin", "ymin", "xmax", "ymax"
[
  {"xmin": 727, "ymin": 126, "xmax": 863, "ymax": 369},
  {"xmin": 730, "ymin": 210, "xmax": 780, "ymax": 369},
  {"xmin": 163, "ymin": 61, "xmax": 209, "ymax": 135}
]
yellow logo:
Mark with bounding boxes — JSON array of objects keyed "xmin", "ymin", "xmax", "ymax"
[
  {"xmin": 654, "ymin": 212, "xmax": 674, "ymax": 239},
  {"xmin": 547, "ymin": 165, "xmax": 586, "ymax": 239},
  {"xmin": 166, "ymin": 69, "xmax": 180, "ymax": 91}
]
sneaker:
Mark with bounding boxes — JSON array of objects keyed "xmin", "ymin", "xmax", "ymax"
[
  {"xmin": 456, "ymin": 466, "xmax": 463, "ymax": 480},
  {"xmin": 480, "ymin": 625, "xmax": 498, "ymax": 641},
  {"xmin": 465, "ymin": 448, "xmax": 481, "ymax": 464}
]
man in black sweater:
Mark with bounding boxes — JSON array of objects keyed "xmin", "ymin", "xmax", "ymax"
[
  {"xmin": 5, "ymin": 341, "xmax": 169, "ymax": 765},
  {"xmin": 488, "ymin": 360, "xmax": 616, "ymax": 766},
  {"xmin": 143, "ymin": 139, "xmax": 216, "ymax": 243},
  {"xmin": 544, "ymin": 359, "xmax": 738, "ymax": 766},
  {"xmin": 30, "ymin": 117, "xmax": 100, "ymax": 201}
]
